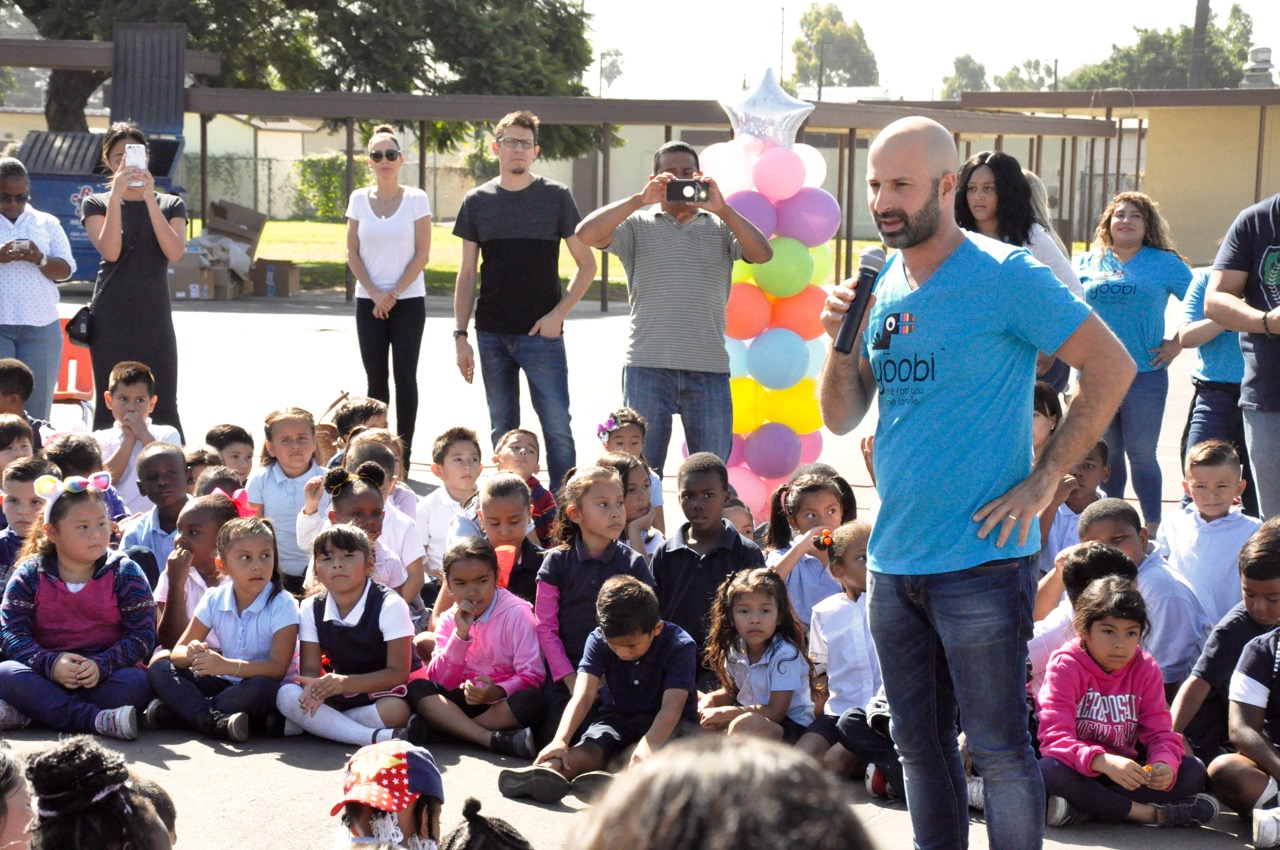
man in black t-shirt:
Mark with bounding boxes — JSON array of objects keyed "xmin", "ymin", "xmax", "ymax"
[{"xmin": 452, "ymin": 111, "xmax": 597, "ymax": 490}]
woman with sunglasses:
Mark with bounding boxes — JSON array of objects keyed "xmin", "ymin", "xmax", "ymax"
[
  {"xmin": 0, "ymin": 157, "xmax": 75, "ymax": 421},
  {"xmin": 346, "ymin": 124, "xmax": 433, "ymax": 468}
]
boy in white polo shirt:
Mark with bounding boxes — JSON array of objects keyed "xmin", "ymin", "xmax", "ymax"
[{"xmin": 92, "ymin": 361, "xmax": 181, "ymax": 514}]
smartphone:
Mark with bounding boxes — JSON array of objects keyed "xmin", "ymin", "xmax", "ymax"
[
  {"xmin": 666, "ymin": 179, "xmax": 710, "ymax": 203},
  {"xmin": 124, "ymin": 143, "xmax": 147, "ymax": 187},
  {"xmin": 11, "ymin": 239, "xmax": 30, "ymax": 252}
]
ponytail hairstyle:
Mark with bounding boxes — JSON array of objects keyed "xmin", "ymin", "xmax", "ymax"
[
  {"xmin": 551, "ymin": 466, "xmax": 623, "ymax": 550},
  {"xmin": 325, "ymin": 461, "xmax": 387, "ymax": 509},
  {"xmin": 764, "ymin": 474, "xmax": 848, "ymax": 551},
  {"xmin": 704, "ymin": 568, "xmax": 814, "ymax": 696},
  {"xmin": 259, "ymin": 407, "xmax": 316, "ymax": 466},
  {"xmin": 440, "ymin": 797, "xmax": 534, "ymax": 850},
  {"xmin": 1072, "ymin": 575, "xmax": 1149, "ymax": 641},
  {"xmin": 216, "ymin": 516, "xmax": 284, "ymax": 601},
  {"xmin": 18, "ymin": 475, "xmax": 109, "ymax": 564},
  {"xmin": 26, "ymin": 735, "xmax": 164, "ymax": 850}
]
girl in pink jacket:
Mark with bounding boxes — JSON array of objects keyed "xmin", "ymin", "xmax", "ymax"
[
  {"xmin": 403, "ymin": 537, "xmax": 546, "ymax": 759},
  {"xmin": 1037, "ymin": 575, "xmax": 1217, "ymax": 828}
]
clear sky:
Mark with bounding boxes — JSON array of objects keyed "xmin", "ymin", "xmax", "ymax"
[{"xmin": 582, "ymin": 0, "xmax": 1279, "ymax": 101}]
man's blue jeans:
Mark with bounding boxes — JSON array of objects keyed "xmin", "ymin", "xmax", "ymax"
[
  {"xmin": 476, "ymin": 331, "xmax": 575, "ymax": 490},
  {"xmin": 1101, "ymin": 368, "xmax": 1169, "ymax": 525},
  {"xmin": 621, "ymin": 366, "xmax": 732, "ymax": 476},
  {"xmin": 868, "ymin": 557, "xmax": 1044, "ymax": 850}
]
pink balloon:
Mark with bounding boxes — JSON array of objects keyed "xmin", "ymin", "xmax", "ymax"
[
  {"xmin": 799, "ymin": 430, "xmax": 823, "ymax": 464},
  {"xmin": 727, "ymin": 434, "xmax": 746, "ymax": 468},
  {"xmin": 701, "ymin": 142, "xmax": 754, "ymax": 197},
  {"xmin": 761, "ymin": 475, "xmax": 790, "ymax": 497},
  {"xmin": 681, "ymin": 441, "xmax": 689, "ymax": 459},
  {"xmin": 774, "ymin": 187, "xmax": 842, "ymax": 247},
  {"xmin": 752, "ymin": 147, "xmax": 805, "ymax": 202},
  {"xmin": 727, "ymin": 191, "xmax": 777, "ymax": 238},
  {"xmin": 727, "ymin": 466, "xmax": 770, "ymax": 518},
  {"xmin": 732, "ymin": 134, "xmax": 767, "ymax": 157}
]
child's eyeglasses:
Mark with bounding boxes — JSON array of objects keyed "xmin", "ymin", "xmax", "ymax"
[
  {"xmin": 368, "ymin": 150, "xmax": 401, "ymax": 162},
  {"xmin": 0, "ymin": 194, "xmax": 30, "ymax": 203}
]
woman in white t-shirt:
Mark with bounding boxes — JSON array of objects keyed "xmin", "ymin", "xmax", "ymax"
[
  {"xmin": 346, "ymin": 124, "xmax": 433, "ymax": 466},
  {"xmin": 955, "ymin": 150, "xmax": 1081, "ymax": 392}
]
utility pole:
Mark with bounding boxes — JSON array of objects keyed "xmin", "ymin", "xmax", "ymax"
[{"xmin": 817, "ymin": 41, "xmax": 828, "ymax": 101}]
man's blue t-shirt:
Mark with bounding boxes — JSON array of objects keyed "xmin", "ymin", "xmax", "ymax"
[
  {"xmin": 1182, "ymin": 268, "xmax": 1244, "ymax": 385},
  {"xmin": 1076, "ymin": 246, "xmax": 1190, "ymax": 374},
  {"xmin": 863, "ymin": 234, "xmax": 1090, "ymax": 576}
]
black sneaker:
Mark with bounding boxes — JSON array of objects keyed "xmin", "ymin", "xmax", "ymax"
[
  {"xmin": 498, "ymin": 765, "xmax": 571, "ymax": 803},
  {"xmin": 143, "ymin": 698, "xmax": 184, "ymax": 731},
  {"xmin": 198, "ymin": 710, "xmax": 249, "ymax": 743},
  {"xmin": 1156, "ymin": 793, "xmax": 1219, "ymax": 827},
  {"xmin": 490, "ymin": 727, "xmax": 536, "ymax": 759},
  {"xmin": 253, "ymin": 709, "xmax": 287, "ymax": 739},
  {"xmin": 570, "ymin": 770, "xmax": 613, "ymax": 801},
  {"xmin": 404, "ymin": 714, "xmax": 433, "ymax": 747}
]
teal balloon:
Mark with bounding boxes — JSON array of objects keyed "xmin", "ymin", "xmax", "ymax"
[
  {"xmin": 747, "ymin": 328, "xmax": 809, "ymax": 390},
  {"xmin": 806, "ymin": 335, "xmax": 827, "ymax": 378},
  {"xmin": 753, "ymin": 237, "xmax": 814, "ymax": 298},
  {"xmin": 726, "ymin": 336, "xmax": 749, "ymax": 378}
]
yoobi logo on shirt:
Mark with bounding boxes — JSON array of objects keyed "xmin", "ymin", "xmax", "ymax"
[
  {"xmin": 869, "ymin": 312, "xmax": 935, "ymax": 394},
  {"xmin": 870, "ymin": 312, "xmax": 916, "ymax": 351}
]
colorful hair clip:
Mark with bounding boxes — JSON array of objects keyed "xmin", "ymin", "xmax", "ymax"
[
  {"xmin": 596, "ymin": 416, "xmax": 620, "ymax": 443},
  {"xmin": 212, "ymin": 487, "xmax": 255, "ymax": 518},
  {"xmin": 812, "ymin": 529, "xmax": 834, "ymax": 551},
  {"xmin": 35, "ymin": 472, "xmax": 111, "ymax": 522}
]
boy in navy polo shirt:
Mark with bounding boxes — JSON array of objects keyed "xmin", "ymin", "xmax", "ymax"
[
  {"xmin": 652, "ymin": 452, "xmax": 763, "ymax": 688},
  {"xmin": 500, "ymin": 575, "xmax": 698, "ymax": 804}
]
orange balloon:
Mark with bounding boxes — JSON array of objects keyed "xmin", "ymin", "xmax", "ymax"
[
  {"xmin": 726, "ymin": 282, "xmax": 771, "ymax": 340},
  {"xmin": 770, "ymin": 285, "xmax": 828, "ymax": 341}
]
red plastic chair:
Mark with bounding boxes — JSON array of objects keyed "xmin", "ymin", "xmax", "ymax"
[{"xmin": 54, "ymin": 317, "xmax": 95, "ymax": 428}]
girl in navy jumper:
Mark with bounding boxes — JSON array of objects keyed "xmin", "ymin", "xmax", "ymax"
[
  {"xmin": 276, "ymin": 524, "xmax": 420, "ymax": 745},
  {"xmin": 0, "ymin": 473, "xmax": 155, "ymax": 739}
]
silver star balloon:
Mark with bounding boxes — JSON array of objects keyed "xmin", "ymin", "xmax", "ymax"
[{"xmin": 720, "ymin": 69, "xmax": 815, "ymax": 149}]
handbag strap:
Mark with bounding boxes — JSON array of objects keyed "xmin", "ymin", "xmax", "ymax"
[{"xmin": 88, "ymin": 229, "xmax": 141, "ymax": 310}]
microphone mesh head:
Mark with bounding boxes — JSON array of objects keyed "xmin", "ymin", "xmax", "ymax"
[{"xmin": 859, "ymin": 246, "xmax": 887, "ymax": 273}]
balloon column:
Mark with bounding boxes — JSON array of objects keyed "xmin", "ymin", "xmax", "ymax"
[{"xmin": 703, "ymin": 71, "xmax": 841, "ymax": 519}]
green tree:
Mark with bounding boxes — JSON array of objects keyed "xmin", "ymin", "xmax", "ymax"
[
  {"xmin": 3, "ymin": 0, "xmax": 600, "ymax": 159},
  {"xmin": 790, "ymin": 3, "xmax": 878, "ymax": 90},
  {"xmin": 941, "ymin": 54, "xmax": 988, "ymax": 99},
  {"xmin": 994, "ymin": 59, "xmax": 1053, "ymax": 92},
  {"xmin": 1063, "ymin": 3, "xmax": 1252, "ymax": 90}
]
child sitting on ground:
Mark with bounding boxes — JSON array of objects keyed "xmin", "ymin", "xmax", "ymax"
[
  {"xmin": 1037, "ymin": 440, "xmax": 1110, "ymax": 574},
  {"xmin": 0, "ymin": 473, "xmax": 154, "ymax": 740},
  {"xmin": 417, "ymin": 426, "xmax": 482, "ymax": 597},
  {"xmin": 152, "ymin": 493, "xmax": 241, "ymax": 651},
  {"xmin": 184, "ymin": 447, "xmax": 218, "ymax": 496},
  {"xmin": 92, "ymin": 361, "xmax": 181, "ymax": 514},
  {"xmin": 0, "ymin": 358, "xmax": 50, "ymax": 451},
  {"xmin": 328, "ymin": 396, "xmax": 389, "ymax": 469},
  {"xmin": 440, "ymin": 798, "xmax": 534, "ymax": 850},
  {"xmin": 723, "ymin": 498, "xmax": 756, "ymax": 542},
  {"xmin": 1077, "ymin": 498, "xmax": 1213, "ymax": 698},
  {"xmin": 205, "ymin": 423, "xmax": 256, "ymax": 484},
  {"xmin": 146, "ymin": 516, "xmax": 299, "ymax": 742},
  {"xmin": 194, "ymin": 465, "xmax": 241, "ymax": 497},
  {"xmin": 700, "ymin": 568, "xmax": 815, "ymax": 741},
  {"xmin": 0, "ymin": 416, "xmax": 34, "ymax": 521},
  {"xmin": 796, "ymin": 520, "xmax": 881, "ymax": 778},
  {"xmin": 475, "ymin": 473, "xmax": 542, "ymax": 605},
  {"xmin": 494, "ymin": 428, "xmax": 557, "ymax": 548},
  {"xmin": 119, "ymin": 442, "xmax": 189, "ymax": 570},
  {"xmin": 651, "ymin": 452, "xmax": 763, "ymax": 688},
  {"xmin": 406, "ymin": 537, "xmax": 545, "ymax": 758},
  {"xmin": 597, "ymin": 451, "xmax": 662, "ymax": 561},
  {"xmin": 1037, "ymin": 576, "xmax": 1218, "ymax": 828},
  {"xmin": 42, "ymin": 433, "xmax": 128, "ymax": 521},
  {"xmin": 763, "ymin": 474, "xmax": 846, "ymax": 628},
  {"xmin": 1173, "ymin": 518, "xmax": 1280, "ymax": 764},
  {"xmin": 331, "ymin": 740, "xmax": 444, "ymax": 850},
  {"xmin": 349, "ymin": 428, "xmax": 418, "ymax": 518},
  {"xmin": 598, "ymin": 408, "xmax": 664, "ymax": 534},
  {"xmin": 1159, "ymin": 439, "xmax": 1262, "ymax": 624},
  {"xmin": 1, "ymin": 456, "xmax": 57, "ymax": 578},
  {"xmin": 504, "ymin": 575, "xmax": 698, "ymax": 804},
  {"xmin": 246, "ymin": 406, "xmax": 325, "ymax": 595}
]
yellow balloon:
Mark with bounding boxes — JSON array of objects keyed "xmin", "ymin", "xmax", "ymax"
[
  {"xmin": 730, "ymin": 377, "xmax": 767, "ymax": 434},
  {"xmin": 809, "ymin": 243, "xmax": 835, "ymax": 286},
  {"xmin": 732, "ymin": 258, "xmax": 755, "ymax": 283},
  {"xmin": 765, "ymin": 378, "xmax": 823, "ymax": 434}
]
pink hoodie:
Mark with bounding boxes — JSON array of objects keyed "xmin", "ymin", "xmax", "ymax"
[
  {"xmin": 1036, "ymin": 638, "xmax": 1184, "ymax": 780},
  {"xmin": 428, "ymin": 588, "xmax": 545, "ymax": 697}
]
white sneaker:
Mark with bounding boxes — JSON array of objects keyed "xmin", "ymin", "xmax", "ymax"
[
  {"xmin": 0, "ymin": 699, "xmax": 30, "ymax": 730},
  {"xmin": 94, "ymin": 705, "xmax": 138, "ymax": 741},
  {"xmin": 967, "ymin": 776, "xmax": 984, "ymax": 811},
  {"xmin": 1255, "ymin": 806, "xmax": 1280, "ymax": 848}
]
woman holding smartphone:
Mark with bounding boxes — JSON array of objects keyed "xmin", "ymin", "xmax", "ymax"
[
  {"xmin": 0, "ymin": 156, "xmax": 75, "ymax": 421},
  {"xmin": 345, "ymin": 124, "xmax": 432, "ymax": 466},
  {"xmin": 81, "ymin": 121, "xmax": 188, "ymax": 436}
]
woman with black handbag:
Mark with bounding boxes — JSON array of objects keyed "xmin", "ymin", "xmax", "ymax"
[{"xmin": 80, "ymin": 121, "xmax": 187, "ymax": 436}]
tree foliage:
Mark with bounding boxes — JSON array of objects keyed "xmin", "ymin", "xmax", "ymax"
[
  {"xmin": 791, "ymin": 3, "xmax": 878, "ymax": 89},
  {"xmin": 1063, "ymin": 3, "xmax": 1253, "ymax": 90},
  {"xmin": 941, "ymin": 54, "xmax": 988, "ymax": 100},
  {"xmin": 4, "ymin": 0, "xmax": 600, "ymax": 159},
  {"xmin": 994, "ymin": 59, "xmax": 1054, "ymax": 92}
]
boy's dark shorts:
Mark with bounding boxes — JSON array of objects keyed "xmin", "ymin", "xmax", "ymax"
[
  {"xmin": 802, "ymin": 713, "xmax": 842, "ymax": 746},
  {"xmin": 577, "ymin": 709, "xmax": 700, "ymax": 762},
  {"xmin": 407, "ymin": 679, "xmax": 547, "ymax": 728}
]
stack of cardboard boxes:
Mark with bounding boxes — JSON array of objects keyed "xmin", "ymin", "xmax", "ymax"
[{"xmin": 168, "ymin": 201, "xmax": 300, "ymax": 300}]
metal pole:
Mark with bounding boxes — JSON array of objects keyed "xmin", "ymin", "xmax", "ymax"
[
  {"xmin": 600, "ymin": 122, "xmax": 611, "ymax": 312},
  {"xmin": 252, "ymin": 125, "xmax": 259, "ymax": 211},
  {"xmin": 1085, "ymin": 138, "xmax": 1096, "ymax": 247},
  {"xmin": 835, "ymin": 133, "xmax": 845, "ymax": 281},
  {"xmin": 1068, "ymin": 136, "xmax": 1078, "ymax": 255},
  {"xmin": 1034, "ymin": 134, "xmax": 1044, "ymax": 174},
  {"xmin": 199, "ymin": 114, "xmax": 209, "ymax": 227},
  {"xmin": 345, "ymin": 117, "xmax": 355, "ymax": 302},
  {"xmin": 1134, "ymin": 119, "xmax": 1145, "ymax": 192},
  {"xmin": 845, "ymin": 128, "xmax": 857, "ymax": 279},
  {"xmin": 994, "ymin": 134, "xmax": 1004, "ymax": 152},
  {"xmin": 664, "ymin": 125, "xmax": 672, "ymax": 143},
  {"xmin": 1114, "ymin": 118, "xmax": 1124, "ymax": 191},
  {"xmin": 1057, "ymin": 137, "xmax": 1067, "ymax": 237},
  {"xmin": 1257, "ymin": 105, "xmax": 1269, "ymax": 203},
  {"xmin": 1101, "ymin": 107, "xmax": 1112, "ymax": 203},
  {"xmin": 418, "ymin": 120, "xmax": 427, "ymax": 192}
]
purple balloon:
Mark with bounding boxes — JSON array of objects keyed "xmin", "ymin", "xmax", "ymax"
[
  {"xmin": 743, "ymin": 422, "xmax": 803, "ymax": 480},
  {"xmin": 728, "ymin": 433, "xmax": 747, "ymax": 467},
  {"xmin": 727, "ymin": 190, "xmax": 778, "ymax": 238},
  {"xmin": 774, "ymin": 187, "xmax": 841, "ymax": 248}
]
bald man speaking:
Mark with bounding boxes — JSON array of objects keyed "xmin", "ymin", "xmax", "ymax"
[{"xmin": 819, "ymin": 118, "xmax": 1134, "ymax": 848}]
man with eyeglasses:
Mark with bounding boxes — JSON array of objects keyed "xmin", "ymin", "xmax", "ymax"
[
  {"xmin": 453, "ymin": 111, "xmax": 596, "ymax": 492},
  {"xmin": 576, "ymin": 141, "xmax": 773, "ymax": 481}
]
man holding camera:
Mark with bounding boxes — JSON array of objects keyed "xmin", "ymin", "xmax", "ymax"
[{"xmin": 576, "ymin": 141, "xmax": 773, "ymax": 476}]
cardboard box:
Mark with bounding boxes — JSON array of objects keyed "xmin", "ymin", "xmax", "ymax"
[
  {"xmin": 168, "ymin": 250, "xmax": 203, "ymax": 299},
  {"xmin": 171, "ymin": 267, "xmax": 241, "ymax": 301},
  {"xmin": 205, "ymin": 200, "xmax": 267, "ymax": 257},
  {"xmin": 251, "ymin": 259, "xmax": 301, "ymax": 298}
]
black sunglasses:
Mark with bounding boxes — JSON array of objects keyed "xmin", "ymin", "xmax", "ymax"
[
  {"xmin": 0, "ymin": 194, "xmax": 29, "ymax": 204},
  {"xmin": 368, "ymin": 149, "xmax": 401, "ymax": 162}
]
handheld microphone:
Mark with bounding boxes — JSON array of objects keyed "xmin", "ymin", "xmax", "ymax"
[{"xmin": 833, "ymin": 246, "xmax": 887, "ymax": 355}]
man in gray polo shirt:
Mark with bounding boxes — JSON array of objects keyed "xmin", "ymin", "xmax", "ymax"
[{"xmin": 576, "ymin": 141, "xmax": 773, "ymax": 475}]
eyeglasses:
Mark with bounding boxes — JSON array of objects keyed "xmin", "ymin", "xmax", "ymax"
[
  {"xmin": 497, "ymin": 138, "xmax": 536, "ymax": 150},
  {"xmin": 368, "ymin": 149, "xmax": 401, "ymax": 162},
  {"xmin": 0, "ymin": 194, "xmax": 29, "ymax": 204}
]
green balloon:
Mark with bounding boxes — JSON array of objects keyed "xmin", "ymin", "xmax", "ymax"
[
  {"xmin": 754, "ymin": 237, "xmax": 814, "ymax": 298},
  {"xmin": 809, "ymin": 243, "xmax": 835, "ymax": 286}
]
